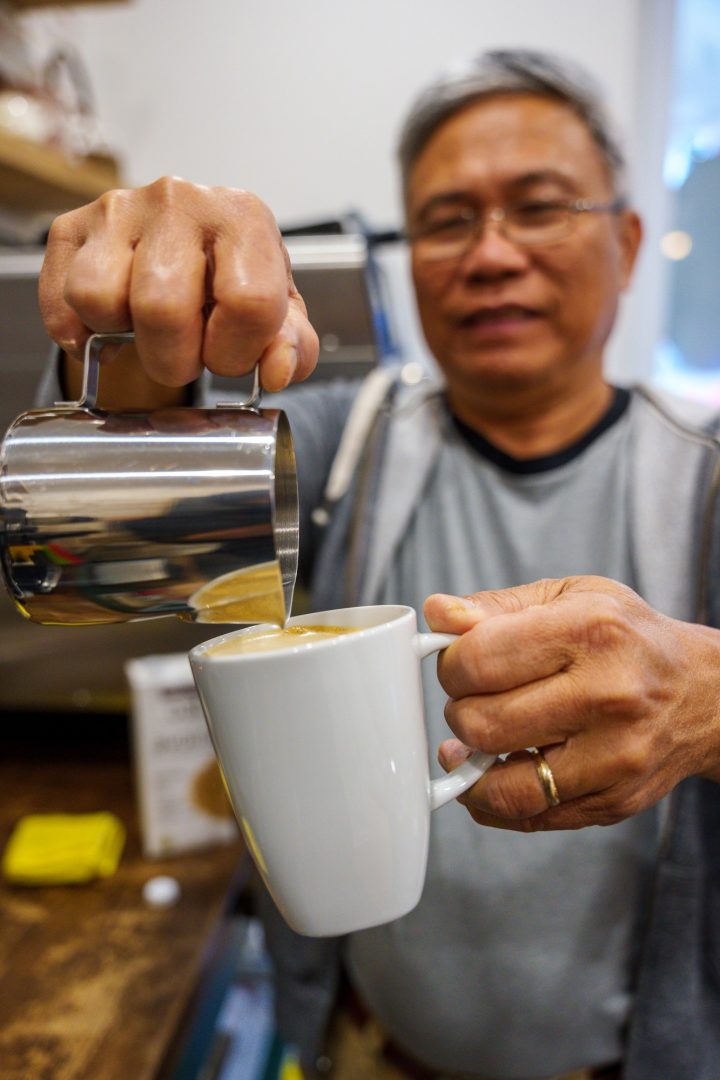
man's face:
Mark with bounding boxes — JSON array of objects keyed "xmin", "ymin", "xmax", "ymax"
[{"xmin": 406, "ymin": 94, "xmax": 642, "ymax": 405}]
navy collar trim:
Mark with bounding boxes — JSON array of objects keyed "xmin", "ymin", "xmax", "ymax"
[{"xmin": 450, "ymin": 387, "xmax": 632, "ymax": 475}]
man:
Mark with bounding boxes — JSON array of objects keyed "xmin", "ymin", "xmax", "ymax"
[{"xmin": 38, "ymin": 50, "xmax": 720, "ymax": 1080}]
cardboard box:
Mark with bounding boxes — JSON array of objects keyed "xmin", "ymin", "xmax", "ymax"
[{"xmin": 126, "ymin": 653, "xmax": 237, "ymax": 858}]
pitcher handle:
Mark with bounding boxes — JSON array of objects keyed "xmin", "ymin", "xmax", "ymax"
[
  {"xmin": 55, "ymin": 331, "xmax": 135, "ymax": 409},
  {"xmin": 54, "ymin": 331, "xmax": 263, "ymax": 411},
  {"xmin": 214, "ymin": 366, "xmax": 262, "ymax": 411}
]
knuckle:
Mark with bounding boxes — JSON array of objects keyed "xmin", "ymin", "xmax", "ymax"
[
  {"xmin": 581, "ymin": 596, "xmax": 633, "ymax": 651},
  {"xmin": 514, "ymin": 816, "xmax": 544, "ymax": 833},
  {"xmin": 64, "ymin": 275, "xmax": 123, "ymax": 325},
  {"xmin": 289, "ymin": 286, "xmax": 309, "ymax": 318},
  {"xmin": 62, "ymin": 279, "xmax": 103, "ymax": 321},
  {"xmin": 146, "ymin": 175, "xmax": 225, "ymax": 222},
  {"xmin": 614, "ymin": 737, "xmax": 651, "ymax": 780},
  {"xmin": 146, "ymin": 175, "xmax": 194, "ymax": 207},
  {"xmin": 569, "ymin": 660, "xmax": 652, "ymax": 728},
  {"xmin": 144, "ymin": 180, "xmax": 279, "ymax": 236},
  {"xmin": 441, "ymin": 636, "xmax": 491, "ymax": 698},
  {"xmin": 618, "ymin": 789, "xmax": 644, "ymax": 818},
  {"xmin": 216, "ymin": 282, "xmax": 287, "ymax": 333},
  {"xmin": 223, "ymin": 186, "xmax": 274, "ymax": 222},
  {"xmin": 476, "ymin": 712, "xmax": 512, "ymax": 753},
  {"xmin": 205, "ymin": 185, "xmax": 279, "ymax": 237},
  {"xmin": 594, "ymin": 672, "xmax": 647, "ymax": 722},
  {"xmin": 130, "ymin": 290, "xmax": 189, "ymax": 334},
  {"xmin": 584, "ymin": 784, "xmax": 645, "ymax": 826},
  {"xmin": 482, "ymin": 775, "xmax": 535, "ymax": 821},
  {"xmin": 230, "ymin": 187, "xmax": 260, "ymax": 209},
  {"xmin": 46, "ymin": 209, "xmax": 81, "ymax": 246},
  {"xmin": 94, "ymin": 187, "xmax": 134, "ymax": 224},
  {"xmin": 443, "ymin": 700, "xmax": 494, "ymax": 752}
]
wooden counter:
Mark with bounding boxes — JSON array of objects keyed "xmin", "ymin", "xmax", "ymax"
[{"xmin": 0, "ymin": 730, "xmax": 249, "ymax": 1080}]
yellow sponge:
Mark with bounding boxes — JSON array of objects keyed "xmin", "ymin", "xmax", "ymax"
[
  {"xmin": 279, "ymin": 1055, "xmax": 304, "ymax": 1080},
  {"xmin": 2, "ymin": 812, "xmax": 126, "ymax": 885}
]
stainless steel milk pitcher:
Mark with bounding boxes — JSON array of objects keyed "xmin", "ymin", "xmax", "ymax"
[{"xmin": 0, "ymin": 333, "xmax": 298, "ymax": 627}]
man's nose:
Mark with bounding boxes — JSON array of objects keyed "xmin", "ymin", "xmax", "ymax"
[{"xmin": 460, "ymin": 217, "xmax": 529, "ymax": 277}]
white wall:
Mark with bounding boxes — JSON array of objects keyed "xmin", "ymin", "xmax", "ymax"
[{"xmin": 22, "ymin": 0, "xmax": 673, "ymax": 382}]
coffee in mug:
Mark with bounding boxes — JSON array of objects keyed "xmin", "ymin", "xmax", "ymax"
[{"xmin": 203, "ymin": 624, "xmax": 359, "ymax": 657}]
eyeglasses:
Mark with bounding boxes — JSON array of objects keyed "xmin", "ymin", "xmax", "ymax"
[{"xmin": 407, "ymin": 197, "xmax": 627, "ymax": 262}]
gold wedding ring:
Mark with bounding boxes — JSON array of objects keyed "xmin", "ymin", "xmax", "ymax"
[{"xmin": 530, "ymin": 747, "xmax": 561, "ymax": 808}]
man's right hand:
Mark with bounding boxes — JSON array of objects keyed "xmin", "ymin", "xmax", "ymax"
[{"xmin": 39, "ymin": 177, "xmax": 320, "ymax": 401}]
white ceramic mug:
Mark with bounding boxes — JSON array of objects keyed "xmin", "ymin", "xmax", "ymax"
[{"xmin": 189, "ymin": 604, "xmax": 495, "ymax": 936}]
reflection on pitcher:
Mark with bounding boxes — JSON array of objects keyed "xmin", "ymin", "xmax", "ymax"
[{"xmin": 0, "ymin": 334, "xmax": 298, "ymax": 628}]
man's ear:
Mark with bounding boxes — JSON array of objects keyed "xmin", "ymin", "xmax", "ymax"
[{"xmin": 617, "ymin": 210, "xmax": 643, "ymax": 291}]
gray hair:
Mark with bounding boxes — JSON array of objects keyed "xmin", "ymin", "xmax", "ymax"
[{"xmin": 398, "ymin": 49, "xmax": 627, "ymax": 198}]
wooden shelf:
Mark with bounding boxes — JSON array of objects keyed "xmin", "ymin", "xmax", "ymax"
[{"xmin": 0, "ymin": 127, "xmax": 123, "ymax": 212}]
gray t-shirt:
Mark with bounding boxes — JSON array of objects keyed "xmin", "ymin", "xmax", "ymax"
[{"xmin": 344, "ymin": 394, "xmax": 660, "ymax": 1078}]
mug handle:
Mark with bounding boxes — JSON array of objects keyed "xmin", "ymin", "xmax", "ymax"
[{"xmin": 414, "ymin": 632, "xmax": 497, "ymax": 811}]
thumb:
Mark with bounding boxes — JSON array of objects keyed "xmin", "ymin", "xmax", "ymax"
[{"xmin": 423, "ymin": 578, "xmax": 570, "ymax": 635}]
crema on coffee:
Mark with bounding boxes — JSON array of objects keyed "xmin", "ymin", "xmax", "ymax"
[{"xmin": 204, "ymin": 624, "xmax": 359, "ymax": 657}]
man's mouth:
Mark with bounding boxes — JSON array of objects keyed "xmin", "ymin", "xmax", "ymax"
[{"xmin": 459, "ymin": 304, "xmax": 540, "ymax": 328}]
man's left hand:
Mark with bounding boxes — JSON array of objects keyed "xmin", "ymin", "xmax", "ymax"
[{"xmin": 424, "ymin": 576, "xmax": 720, "ymax": 831}]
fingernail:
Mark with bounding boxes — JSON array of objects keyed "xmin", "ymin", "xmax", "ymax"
[
  {"xmin": 279, "ymin": 342, "xmax": 298, "ymax": 381},
  {"xmin": 434, "ymin": 593, "xmax": 476, "ymax": 610},
  {"xmin": 59, "ymin": 338, "xmax": 82, "ymax": 363}
]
